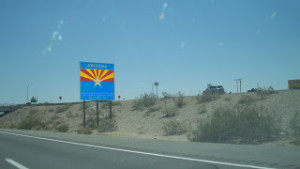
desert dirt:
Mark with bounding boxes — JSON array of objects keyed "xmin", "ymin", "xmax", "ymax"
[{"xmin": 1, "ymin": 90, "xmax": 300, "ymax": 144}]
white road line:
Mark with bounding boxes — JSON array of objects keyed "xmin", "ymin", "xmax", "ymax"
[
  {"xmin": 0, "ymin": 130, "xmax": 276, "ymax": 169},
  {"xmin": 5, "ymin": 158, "xmax": 29, "ymax": 169}
]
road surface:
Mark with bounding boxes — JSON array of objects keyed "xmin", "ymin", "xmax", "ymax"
[{"xmin": 0, "ymin": 129, "xmax": 299, "ymax": 169}]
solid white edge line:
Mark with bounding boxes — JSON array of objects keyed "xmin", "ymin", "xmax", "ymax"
[
  {"xmin": 5, "ymin": 158, "xmax": 29, "ymax": 169},
  {"xmin": 0, "ymin": 130, "xmax": 276, "ymax": 169}
]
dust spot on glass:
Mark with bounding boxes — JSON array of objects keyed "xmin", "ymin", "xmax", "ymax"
[
  {"xmin": 180, "ymin": 41, "xmax": 186, "ymax": 49},
  {"xmin": 270, "ymin": 11, "xmax": 277, "ymax": 19},
  {"xmin": 219, "ymin": 42, "xmax": 224, "ymax": 46},
  {"xmin": 42, "ymin": 19, "xmax": 64, "ymax": 56},
  {"xmin": 158, "ymin": 2, "xmax": 168, "ymax": 21},
  {"xmin": 102, "ymin": 16, "xmax": 107, "ymax": 23},
  {"xmin": 190, "ymin": 17, "xmax": 196, "ymax": 23}
]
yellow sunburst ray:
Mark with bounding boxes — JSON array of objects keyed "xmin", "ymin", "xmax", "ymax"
[
  {"xmin": 101, "ymin": 72, "xmax": 114, "ymax": 81},
  {"xmin": 86, "ymin": 69, "xmax": 96, "ymax": 79},
  {"xmin": 100, "ymin": 70, "xmax": 109, "ymax": 79},
  {"xmin": 80, "ymin": 71, "xmax": 95, "ymax": 81}
]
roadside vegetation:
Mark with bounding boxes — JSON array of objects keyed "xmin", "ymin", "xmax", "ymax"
[
  {"xmin": 55, "ymin": 104, "xmax": 71, "ymax": 113},
  {"xmin": 162, "ymin": 106, "xmax": 179, "ymax": 118},
  {"xmin": 56, "ymin": 123, "xmax": 69, "ymax": 132},
  {"xmin": 255, "ymin": 86, "xmax": 276, "ymax": 99},
  {"xmin": 77, "ymin": 127, "xmax": 92, "ymax": 134},
  {"xmin": 173, "ymin": 91, "xmax": 185, "ymax": 108},
  {"xmin": 18, "ymin": 114, "xmax": 49, "ymax": 130},
  {"xmin": 290, "ymin": 111, "xmax": 300, "ymax": 144},
  {"xmin": 162, "ymin": 120, "xmax": 186, "ymax": 136},
  {"xmin": 132, "ymin": 93, "xmax": 157, "ymax": 110},
  {"xmin": 189, "ymin": 106, "xmax": 281, "ymax": 144},
  {"xmin": 196, "ymin": 93, "xmax": 221, "ymax": 104}
]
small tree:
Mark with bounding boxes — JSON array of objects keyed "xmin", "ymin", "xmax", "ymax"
[{"xmin": 290, "ymin": 112, "xmax": 300, "ymax": 139}]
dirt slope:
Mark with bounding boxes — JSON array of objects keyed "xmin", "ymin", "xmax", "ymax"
[{"xmin": 1, "ymin": 90, "xmax": 300, "ymax": 143}]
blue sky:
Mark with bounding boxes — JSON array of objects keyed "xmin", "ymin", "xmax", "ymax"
[{"xmin": 0, "ymin": 0, "xmax": 300, "ymax": 104}]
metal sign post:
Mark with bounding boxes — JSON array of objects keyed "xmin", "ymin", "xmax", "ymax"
[
  {"xmin": 96, "ymin": 101, "xmax": 99, "ymax": 127},
  {"xmin": 109, "ymin": 101, "xmax": 112, "ymax": 119},
  {"xmin": 83, "ymin": 100, "xmax": 86, "ymax": 128}
]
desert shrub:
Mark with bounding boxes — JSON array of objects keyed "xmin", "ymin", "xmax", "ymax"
[
  {"xmin": 98, "ymin": 119, "xmax": 117, "ymax": 132},
  {"xmin": 55, "ymin": 104, "xmax": 71, "ymax": 113},
  {"xmin": 66, "ymin": 111, "xmax": 74, "ymax": 118},
  {"xmin": 86, "ymin": 116, "xmax": 97, "ymax": 128},
  {"xmin": 49, "ymin": 108, "xmax": 54, "ymax": 112},
  {"xmin": 290, "ymin": 111, "xmax": 300, "ymax": 138},
  {"xmin": 77, "ymin": 127, "xmax": 92, "ymax": 134},
  {"xmin": 196, "ymin": 93, "xmax": 220, "ymax": 104},
  {"xmin": 223, "ymin": 97, "xmax": 231, "ymax": 101},
  {"xmin": 162, "ymin": 91, "xmax": 173, "ymax": 99},
  {"xmin": 56, "ymin": 123, "xmax": 69, "ymax": 132},
  {"xmin": 189, "ymin": 106, "xmax": 280, "ymax": 144},
  {"xmin": 238, "ymin": 95, "xmax": 257, "ymax": 104},
  {"xmin": 18, "ymin": 116, "xmax": 48, "ymax": 130},
  {"xmin": 256, "ymin": 86, "xmax": 275, "ymax": 98},
  {"xmin": 174, "ymin": 91, "xmax": 185, "ymax": 108},
  {"xmin": 197, "ymin": 104, "xmax": 207, "ymax": 114},
  {"xmin": 29, "ymin": 109, "xmax": 38, "ymax": 114},
  {"xmin": 101, "ymin": 101, "xmax": 122, "ymax": 109},
  {"xmin": 162, "ymin": 120, "xmax": 186, "ymax": 135},
  {"xmin": 0, "ymin": 122, "xmax": 17, "ymax": 129},
  {"xmin": 162, "ymin": 106, "xmax": 179, "ymax": 118},
  {"xmin": 145, "ymin": 106, "xmax": 161, "ymax": 116},
  {"xmin": 132, "ymin": 93, "xmax": 157, "ymax": 110}
]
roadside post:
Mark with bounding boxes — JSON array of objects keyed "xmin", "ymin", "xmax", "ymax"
[
  {"xmin": 83, "ymin": 100, "xmax": 86, "ymax": 128},
  {"xmin": 96, "ymin": 100, "xmax": 99, "ymax": 127}
]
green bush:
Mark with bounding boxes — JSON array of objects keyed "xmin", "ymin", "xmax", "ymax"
[
  {"xmin": 197, "ymin": 104, "xmax": 207, "ymax": 114},
  {"xmin": 98, "ymin": 119, "xmax": 117, "ymax": 132},
  {"xmin": 55, "ymin": 105, "xmax": 71, "ymax": 113},
  {"xmin": 86, "ymin": 116, "xmax": 97, "ymax": 128},
  {"xmin": 145, "ymin": 106, "xmax": 161, "ymax": 116},
  {"xmin": 174, "ymin": 91, "xmax": 185, "ymax": 108},
  {"xmin": 77, "ymin": 127, "xmax": 92, "ymax": 134},
  {"xmin": 29, "ymin": 109, "xmax": 38, "ymax": 114},
  {"xmin": 162, "ymin": 106, "xmax": 179, "ymax": 118},
  {"xmin": 162, "ymin": 120, "xmax": 186, "ymax": 135},
  {"xmin": 238, "ymin": 95, "xmax": 257, "ymax": 104},
  {"xmin": 196, "ymin": 93, "xmax": 220, "ymax": 104},
  {"xmin": 18, "ymin": 116, "xmax": 48, "ymax": 130},
  {"xmin": 56, "ymin": 123, "xmax": 69, "ymax": 132},
  {"xmin": 132, "ymin": 93, "xmax": 157, "ymax": 110},
  {"xmin": 256, "ymin": 86, "xmax": 275, "ymax": 98},
  {"xmin": 162, "ymin": 91, "xmax": 173, "ymax": 99},
  {"xmin": 290, "ymin": 111, "xmax": 300, "ymax": 138},
  {"xmin": 189, "ymin": 106, "xmax": 280, "ymax": 144}
]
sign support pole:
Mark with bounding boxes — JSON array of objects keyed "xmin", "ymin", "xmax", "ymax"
[
  {"xmin": 96, "ymin": 100, "xmax": 99, "ymax": 127},
  {"xmin": 109, "ymin": 101, "xmax": 112, "ymax": 119},
  {"xmin": 83, "ymin": 100, "xmax": 86, "ymax": 128}
]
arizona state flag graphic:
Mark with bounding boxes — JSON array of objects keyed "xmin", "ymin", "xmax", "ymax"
[{"xmin": 80, "ymin": 62, "xmax": 115, "ymax": 100}]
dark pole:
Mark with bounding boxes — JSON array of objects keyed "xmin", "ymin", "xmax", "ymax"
[
  {"xmin": 240, "ymin": 80, "xmax": 242, "ymax": 93},
  {"xmin": 236, "ymin": 80, "xmax": 238, "ymax": 93},
  {"xmin": 109, "ymin": 101, "xmax": 112, "ymax": 119},
  {"xmin": 83, "ymin": 100, "xmax": 86, "ymax": 128},
  {"xmin": 96, "ymin": 100, "xmax": 99, "ymax": 127}
]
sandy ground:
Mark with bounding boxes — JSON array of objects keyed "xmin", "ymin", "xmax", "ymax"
[{"xmin": 1, "ymin": 90, "xmax": 300, "ymax": 143}]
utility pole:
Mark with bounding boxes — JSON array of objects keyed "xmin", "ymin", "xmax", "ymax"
[
  {"xmin": 154, "ymin": 82, "xmax": 159, "ymax": 98},
  {"xmin": 27, "ymin": 83, "xmax": 30, "ymax": 103},
  {"xmin": 235, "ymin": 79, "xmax": 242, "ymax": 93}
]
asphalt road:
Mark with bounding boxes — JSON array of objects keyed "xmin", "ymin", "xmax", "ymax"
[{"xmin": 0, "ymin": 129, "xmax": 299, "ymax": 169}]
